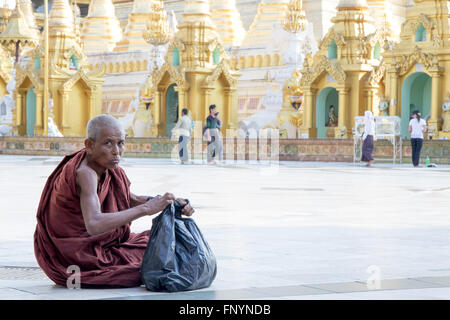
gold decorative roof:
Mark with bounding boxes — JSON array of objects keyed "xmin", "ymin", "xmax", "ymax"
[{"xmin": 0, "ymin": 4, "xmax": 39, "ymax": 47}]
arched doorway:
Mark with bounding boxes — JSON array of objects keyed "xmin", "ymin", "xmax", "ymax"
[
  {"xmin": 165, "ymin": 83, "xmax": 179, "ymax": 137},
  {"xmin": 401, "ymin": 72, "xmax": 431, "ymax": 138},
  {"xmin": 316, "ymin": 87, "xmax": 338, "ymax": 138},
  {"xmin": 26, "ymin": 86, "xmax": 36, "ymax": 136}
]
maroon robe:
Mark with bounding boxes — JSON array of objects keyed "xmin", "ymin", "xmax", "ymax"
[{"xmin": 34, "ymin": 149, "xmax": 150, "ymax": 288}]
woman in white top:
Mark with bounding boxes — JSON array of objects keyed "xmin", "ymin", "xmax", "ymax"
[
  {"xmin": 409, "ymin": 110, "xmax": 427, "ymax": 168},
  {"xmin": 172, "ymin": 108, "xmax": 192, "ymax": 164},
  {"xmin": 361, "ymin": 110, "xmax": 375, "ymax": 166}
]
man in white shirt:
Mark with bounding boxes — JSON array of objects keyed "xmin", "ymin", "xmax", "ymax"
[
  {"xmin": 408, "ymin": 110, "xmax": 427, "ymax": 168},
  {"xmin": 172, "ymin": 108, "xmax": 192, "ymax": 164}
]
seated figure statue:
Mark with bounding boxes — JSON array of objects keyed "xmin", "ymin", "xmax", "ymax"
[
  {"xmin": 34, "ymin": 115, "xmax": 195, "ymax": 288},
  {"xmin": 327, "ymin": 105, "xmax": 338, "ymax": 127}
]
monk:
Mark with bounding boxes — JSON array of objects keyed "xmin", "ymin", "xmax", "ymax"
[{"xmin": 34, "ymin": 114, "xmax": 194, "ymax": 288}]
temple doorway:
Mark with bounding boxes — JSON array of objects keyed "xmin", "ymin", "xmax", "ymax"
[
  {"xmin": 401, "ymin": 72, "xmax": 431, "ymax": 138},
  {"xmin": 26, "ymin": 86, "xmax": 36, "ymax": 136},
  {"xmin": 316, "ymin": 87, "xmax": 338, "ymax": 138},
  {"xmin": 165, "ymin": 83, "xmax": 179, "ymax": 137}
]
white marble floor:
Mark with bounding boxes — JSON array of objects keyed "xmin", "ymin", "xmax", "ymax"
[{"xmin": 0, "ymin": 155, "xmax": 450, "ymax": 299}]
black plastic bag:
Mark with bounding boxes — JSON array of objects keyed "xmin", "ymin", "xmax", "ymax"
[{"xmin": 140, "ymin": 200, "xmax": 217, "ymax": 292}]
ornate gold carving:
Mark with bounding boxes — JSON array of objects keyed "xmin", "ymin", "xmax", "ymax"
[
  {"xmin": 15, "ymin": 65, "xmax": 42, "ymax": 90},
  {"xmin": 301, "ymin": 55, "xmax": 347, "ymax": 86},
  {"xmin": 396, "ymin": 46, "xmax": 435, "ymax": 76},
  {"xmin": 319, "ymin": 29, "xmax": 346, "ymax": 50},
  {"xmin": 367, "ymin": 60, "xmax": 385, "ymax": 87},
  {"xmin": 153, "ymin": 63, "xmax": 189, "ymax": 91},
  {"xmin": 203, "ymin": 60, "xmax": 237, "ymax": 88}
]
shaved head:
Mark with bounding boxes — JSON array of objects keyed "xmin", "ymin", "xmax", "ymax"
[{"xmin": 86, "ymin": 114, "xmax": 123, "ymax": 141}]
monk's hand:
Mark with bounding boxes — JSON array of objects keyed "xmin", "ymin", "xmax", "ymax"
[
  {"xmin": 177, "ymin": 198, "xmax": 195, "ymax": 217},
  {"xmin": 145, "ymin": 193, "xmax": 175, "ymax": 215}
]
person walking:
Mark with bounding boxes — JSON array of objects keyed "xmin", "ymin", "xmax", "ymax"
[
  {"xmin": 409, "ymin": 110, "xmax": 427, "ymax": 168},
  {"xmin": 172, "ymin": 108, "xmax": 192, "ymax": 164},
  {"xmin": 361, "ymin": 110, "xmax": 375, "ymax": 167},
  {"xmin": 205, "ymin": 105, "xmax": 223, "ymax": 165}
]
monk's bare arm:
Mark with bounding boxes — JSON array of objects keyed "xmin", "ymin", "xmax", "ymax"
[
  {"xmin": 130, "ymin": 192, "xmax": 195, "ymax": 217},
  {"xmin": 130, "ymin": 193, "xmax": 152, "ymax": 207},
  {"xmin": 76, "ymin": 167, "xmax": 174, "ymax": 236}
]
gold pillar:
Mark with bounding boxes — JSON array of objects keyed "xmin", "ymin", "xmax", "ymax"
[
  {"xmin": 34, "ymin": 90, "xmax": 43, "ymax": 134},
  {"xmin": 154, "ymin": 90, "xmax": 161, "ymax": 124},
  {"xmin": 225, "ymin": 89, "xmax": 235, "ymax": 129},
  {"xmin": 15, "ymin": 92, "xmax": 22, "ymax": 127},
  {"xmin": 389, "ymin": 71, "xmax": 398, "ymax": 116},
  {"xmin": 178, "ymin": 89, "xmax": 186, "ymax": 115},
  {"xmin": 429, "ymin": 71, "xmax": 441, "ymax": 135},
  {"xmin": 62, "ymin": 92, "xmax": 69, "ymax": 130},
  {"xmin": 337, "ymin": 87, "xmax": 349, "ymax": 138},
  {"xmin": 152, "ymin": 90, "xmax": 161, "ymax": 136},
  {"xmin": 85, "ymin": 89, "xmax": 94, "ymax": 120},
  {"xmin": 203, "ymin": 89, "xmax": 212, "ymax": 122},
  {"xmin": 300, "ymin": 88, "xmax": 316, "ymax": 138}
]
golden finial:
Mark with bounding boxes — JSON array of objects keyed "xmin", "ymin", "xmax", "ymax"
[{"xmin": 282, "ymin": 0, "xmax": 308, "ymax": 34}]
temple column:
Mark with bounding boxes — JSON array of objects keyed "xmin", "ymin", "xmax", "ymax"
[
  {"xmin": 61, "ymin": 91, "xmax": 70, "ymax": 132},
  {"xmin": 152, "ymin": 90, "xmax": 161, "ymax": 136},
  {"xmin": 429, "ymin": 70, "xmax": 442, "ymax": 137},
  {"xmin": 336, "ymin": 87, "xmax": 349, "ymax": 138},
  {"xmin": 389, "ymin": 70, "xmax": 398, "ymax": 116},
  {"xmin": 178, "ymin": 89, "xmax": 186, "ymax": 116},
  {"xmin": 224, "ymin": 89, "xmax": 236, "ymax": 130},
  {"xmin": 203, "ymin": 88, "xmax": 213, "ymax": 122},
  {"xmin": 15, "ymin": 92, "xmax": 22, "ymax": 130},
  {"xmin": 300, "ymin": 88, "xmax": 316, "ymax": 138},
  {"xmin": 85, "ymin": 89, "xmax": 95, "ymax": 120},
  {"xmin": 34, "ymin": 90, "xmax": 43, "ymax": 135}
]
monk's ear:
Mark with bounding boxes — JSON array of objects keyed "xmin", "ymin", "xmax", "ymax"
[{"xmin": 85, "ymin": 138, "xmax": 95, "ymax": 151}]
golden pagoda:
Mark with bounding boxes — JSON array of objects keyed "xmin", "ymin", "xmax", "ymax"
[
  {"xmin": 114, "ymin": 0, "xmax": 154, "ymax": 52},
  {"xmin": 0, "ymin": 3, "xmax": 39, "ymax": 62},
  {"xmin": 13, "ymin": 0, "xmax": 105, "ymax": 137},
  {"xmin": 81, "ymin": 0, "xmax": 123, "ymax": 53},
  {"xmin": 148, "ymin": 0, "xmax": 240, "ymax": 137},
  {"xmin": 382, "ymin": 0, "xmax": 450, "ymax": 139},
  {"xmin": 0, "ymin": 5, "xmax": 12, "ymax": 34},
  {"xmin": 18, "ymin": 0, "xmax": 39, "ymax": 33},
  {"xmin": 241, "ymin": 0, "xmax": 288, "ymax": 47},
  {"xmin": 210, "ymin": 0, "xmax": 246, "ymax": 48},
  {"xmin": 300, "ymin": 0, "xmax": 386, "ymax": 138}
]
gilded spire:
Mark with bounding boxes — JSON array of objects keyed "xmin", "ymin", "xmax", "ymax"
[
  {"xmin": 132, "ymin": 0, "xmax": 153, "ymax": 14},
  {"xmin": 18, "ymin": 0, "xmax": 38, "ymax": 31},
  {"xmin": 114, "ymin": 0, "xmax": 154, "ymax": 52},
  {"xmin": 337, "ymin": 0, "xmax": 368, "ymax": 10},
  {"xmin": 210, "ymin": 0, "xmax": 246, "ymax": 48},
  {"xmin": 241, "ymin": 0, "xmax": 289, "ymax": 47},
  {"xmin": 81, "ymin": 0, "xmax": 122, "ymax": 53},
  {"xmin": 49, "ymin": 0, "xmax": 74, "ymax": 35}
]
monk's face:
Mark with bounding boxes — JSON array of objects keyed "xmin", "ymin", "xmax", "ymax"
[{"xmin": 87, "ymin": 126, "xmax": 125, "ymax": 170}]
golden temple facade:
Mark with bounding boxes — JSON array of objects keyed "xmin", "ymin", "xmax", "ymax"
[
  {"xmin": 0, "ymin": 0, "xmax": 445, "ymax": 139},
  {"xmin": 13, "ymin": 0, "xmax": 104, "ymax": 137}
]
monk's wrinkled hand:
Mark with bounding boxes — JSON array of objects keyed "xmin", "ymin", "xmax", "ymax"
[
  {"xmin": 177, "ymin": 198, "xmax": 195, "ymax": 217},
  {"xmin": 145, "ymin": 193, "xmax": 175, "ymax": 215}
]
